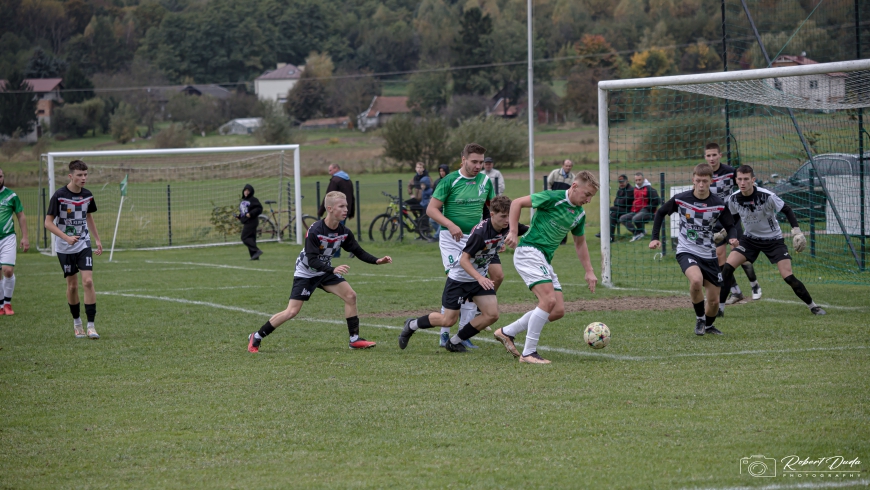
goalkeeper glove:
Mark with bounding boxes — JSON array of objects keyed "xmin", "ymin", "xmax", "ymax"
[
  {"xmin": 792, "ymin": 227, "xmax": 807, "ymax": 253},
  {"xmin": 713, "ymin": 228, "xmax": 728, "ymax": 245}
]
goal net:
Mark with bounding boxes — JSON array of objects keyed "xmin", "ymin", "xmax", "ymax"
[
  {"xmin": 37, "ymin": 145, "xmax": 302, "ymax": 254},
  {"xmin": 598, "ymin": 59, "xmax": 870, "ymax": 288}
]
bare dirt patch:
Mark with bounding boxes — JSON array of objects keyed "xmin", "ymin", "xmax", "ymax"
[{"xmin": 368, "ymin": 295, "xmax": 688, "ymax": 319}]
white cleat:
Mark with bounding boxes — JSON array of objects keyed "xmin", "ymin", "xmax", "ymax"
[{"xmin": 751, "ymin": 285, "xmax": 762, "ymax": 300}]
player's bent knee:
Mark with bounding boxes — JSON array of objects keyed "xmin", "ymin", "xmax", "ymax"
[
  {"xmin": 344, "ymin": 289, "xmax": 358, "ymax": 305},
  {"xmin": 82, "ymin": 278, "xmax": 94, "ymax": 289}
]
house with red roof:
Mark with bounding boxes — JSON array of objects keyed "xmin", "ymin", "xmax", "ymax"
[
  {"xmin": 357, "ymin": 96, "xmax": 411, "ymax": 132},
  {"xmin": 768, "ymin": 55, "xmax": 846, "ymax": 104},
  {"xmin": 255, "ymin": 63, "xmax": 303, "ymax": 104},
  {"xmin": 0, "ymin": 77, "xmax": 64, "ymax": 141}
]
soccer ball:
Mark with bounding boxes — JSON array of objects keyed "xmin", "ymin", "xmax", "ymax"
[{"xmin": 584, "ymin": 322, "xmax": 610, "ymax": 349}]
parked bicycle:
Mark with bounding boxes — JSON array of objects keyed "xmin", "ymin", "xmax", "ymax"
[
  {"xmin": 258, "ymin": 199, "xmax": 317, "ymax": 242},
  {"xmin": 368, "ymin": 191, "xmax": 435, "ymax": 242}
]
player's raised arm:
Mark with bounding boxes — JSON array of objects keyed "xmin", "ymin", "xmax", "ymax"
[
  {"xmin": 505, "ymin": 196, "xmax": 531, "ymax": 249},
  {"xmin": 342, "ymin": 231, "xmax": 391, "ymax": 265}
]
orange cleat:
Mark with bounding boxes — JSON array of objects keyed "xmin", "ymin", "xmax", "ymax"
[
  {"xmin": 4, "ymin": 304, "xmax": 13, "ymax": 316},
  {"xmin": 247, "ymin": 333, "xmax": 260, "ymax": 353},
  {"xmin": 349, "ymin": 338, "xmax": 376, "ymax": 349}
]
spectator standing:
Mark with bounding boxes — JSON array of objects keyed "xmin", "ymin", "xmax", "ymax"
[
  {"xmin": 482, "ymin": 157, "xmax": 505, "ymax": 195},
  {"xmin": 619, "ymin": 172, "xmax": 660, "ymax": 242},
  {"xmin": 238, "ymin": 184, "xmax": 263, "ymax": 260},
  {"xmin": 318, "ymin": 164, "xmax": 355, "ymax": 258},
  {"xmin": 547, "ymin": 159, "xmax": 574, "ymax": 190},
  {"xmin": 596, "ymin": 174, "xmax": 631, "ymax": 242},
  {"xmin": 425, "ymin": 164, "xmax": 450, "ymax": 240}
]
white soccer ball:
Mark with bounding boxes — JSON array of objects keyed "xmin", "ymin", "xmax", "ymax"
[{"xmin": 584, "ymin": 322, "xmax": 610, "ymax": 349}]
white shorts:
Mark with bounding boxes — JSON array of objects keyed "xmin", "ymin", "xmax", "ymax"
[
  {"xmin": 0, "ymin": 234, "xmax": 16, "ymax": 267},
  {"xmin": 513, "ymin": 246, "xmax": 561, "ymax": 291},
  {"xmin": 439, "ymin": 230, "xmax": 469, "ymax": 274}
]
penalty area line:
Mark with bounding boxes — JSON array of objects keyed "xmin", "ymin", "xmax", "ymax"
[
  {"xmin": 97, "ymin": 291, "xmax": 869, "ymax": 361},
  {"xmin": 607, "ymin": 287, "xmax": 866, "ymax": 311}
]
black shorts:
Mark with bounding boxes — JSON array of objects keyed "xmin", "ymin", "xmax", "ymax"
[
  {"xmin": 733, "ymin": 236, "xmax": 791, "ymax": 264},
  {"xmin": 676, "ymin": 252, "xmax": 723, "ymax": 287},
  {"xmin": 441, "ymin": 278, "xmax": 496, "ymax": 310},
  {"xmin": 57, "ymin": 248, "xmax": 93, "ymax": 278},
  {"xmin": 490, "ymin": 254, "xmax": 501, "ymax": 266},
  {"xmin": 290, "ymin": 273, "xmax": 347, "ymax": 301}
]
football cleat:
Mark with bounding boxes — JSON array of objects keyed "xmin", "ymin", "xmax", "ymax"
[
  {"xmin": 398, "ymin": 318, "xmax": 415, "ymax": 350},
  {"xmin": 519, "ymin": 352, "xmax": 551, "ymax": 364},
  {"xmin": 3, "ymin": 304, "xmax": 12, "ymax": 315},
  {"xmin": 810, "ymin": 306, "xmax": 827, "ymax": 315},
  {"xmin": 247, "ymin": 333, "xmax": 260, "ymax": 353},
  {"xmin": 751, "ymin": 285, "xmax": 762, "ymax": 300},
  {"xmin": 705, "ymin": 326, "xmax": 724, "ymax": 335},
  {"xmin": 724, "ymin": 292, "xmax": 745, "ymax": 305},
  {"xmin": 629, "ymin": 232, "xmax": 646, "ymax": 242},
  {"xmin": 349, "ymin": 338, "xmax": 377, "ymax": 349},
  {"xmin": 461, "ymin": 339, "xmax": 479, "ymax": 349},
  {"xmin": 439, "ymin": 332, "xmax": 449, "ymax": 347},
  {"xmin": 493, "ymin": 328, "xmax": 520, "ymax": 357},
  {"xmin": 444, "ymin": 340, "xmax": 467, "ymax": 352},
  {"xmin": 0, "ymin": 305, "xmax": 5, "ymax": 315},
  {"xmin": 87, "ymin": 327, "xmax": 100, "ymax": 339},
  {"xmin": 695, "ymin": 318, "xmax": 706, "ymax": 336},
  {"xmin": 74, "ymin": 324, "xmax": 86, "ymax": 339},
  {"xmin": 716, "ymin": 308, "xmax": 724, "ymax": 318}
]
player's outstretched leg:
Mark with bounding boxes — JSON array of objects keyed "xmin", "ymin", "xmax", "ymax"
[
  {"xmin": 66, "ymin": 275, "xmax": 86, "ymax": 338},
  {"xmin": 249, "ymin": 299, "xmax": 303, "ymax": 353},
  {"xmin": 777, "ymin": 260, "xmax": 825, "ymax": 315},
  {"xmin": 445, "ymin": 295, "xmax": 499, "ymax": 353},
  {"xmin": 457, "ymin": 301, "xmax": 479, "ymax": 348},
  {"xmin": 322, "ymin": 282, "xmax": 375, "ymax": 349},
  {"xmin": 399, "ymin": 309, "xmax": 459, "ymax": 350}
]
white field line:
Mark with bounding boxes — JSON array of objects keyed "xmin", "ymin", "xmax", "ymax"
[
  {"xmin": 29, "ymin": 267, "xmax": 203, "ymax": 276},
  {"xmin": 106, "ymin": 285, "xmax": 267, "ymax": 293},
  {"xmin": 605, "ymin": 286, "xmax": 868, "ymax": 311},
  {"xmin": 681, "ymin": 478, "xmax": 870, "ymax": 490},
  {"xmin": 97, "ymin": 291, "xmax": 870, "ymax": 361}
]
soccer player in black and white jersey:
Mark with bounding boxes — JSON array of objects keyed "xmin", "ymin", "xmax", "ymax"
[
  {"xmin": 44, "ymin": 160, "xmax": 103, "ymax": 339},
  {"xmin": 720, "ymin": 165, "xmax": 826, "ymax": 315},
  {"xmin": 650, "ymin": 163, "xmax": 739, "ymax": 336},
  {"xmin": 399, "ymin": 196, "xmax": 528, "ymax": 352},
  {"xmin": 705, "ymin": 143, "xmax": 761, "ymax": 313},
  {"xmin": 247, "ymin": 191, "xmax": 392, "ymax": 353}
]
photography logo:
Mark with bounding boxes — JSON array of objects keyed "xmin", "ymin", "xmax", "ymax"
[{"xmin": 740, "ymin": 455, "xmax": 776, "ymax": 478}]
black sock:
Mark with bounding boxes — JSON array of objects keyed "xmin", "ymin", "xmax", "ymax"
[
  {"xmin": 69, "ymin": 302, "xmax": 80, "ymax": 320},
  {"xmin": 416, "ymin": 314, "xmax": 433, "ymax": 329},
  {"xmin": 692, "ymin": 300, "xmax": 705, "ymax": 318},
  {"xmin": 720, "ymin": 264, "xmax": 736, "ymax": 304},
  {"xmin": 258, "ymin": 321, "xmax": 276, "ymax": 338},
  {"xmin": 784, "ymin": 275, "xmax": 813, "ymax": 305},
  {"xmin": 3, "ymin": 296, "xmax": 10, "ymax": 304},
  {"xmin": 458, "ymin": 323, "xmax": 480, "ymax": 341},
  {"xmin": 741, "ymin": 262, "xmax": 757, "ymax": 282},
  {"xmin": 346, "ymin": 316, "xmax": 360, "ymax": 338},
  {"xmin": 84, "ymin": 303, "xmax": 96, "ymax": 323},
  {"xmin": 705, "ymin": 315, "xmax": 716, "ymax": 327}
]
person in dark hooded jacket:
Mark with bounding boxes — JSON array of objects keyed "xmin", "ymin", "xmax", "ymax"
[
  {"xmin": 238, "ymin": 184, "xmax": 263, "ymax": 260},
  {"xmin": 318, "ymin": 164, "xmax": 355, "ymax": 257}
]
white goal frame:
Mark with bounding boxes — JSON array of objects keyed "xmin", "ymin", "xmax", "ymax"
[
  {"xmin": 597, "ymin": 58, "xmax": 870, "ymax": 287},
  {"xmin": 44, "ymin": 145, "xmax": 302, "ymax": 256}
]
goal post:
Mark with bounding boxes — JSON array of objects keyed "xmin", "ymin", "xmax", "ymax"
[
  {"xmin": 41, "ymin": 145, "xmax": 303, "ymax": 256},
  {"xmin": 598, "ymin": 58, "xmax": 870, "ymax": 288}
]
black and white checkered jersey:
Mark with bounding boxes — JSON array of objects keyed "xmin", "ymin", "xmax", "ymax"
[
  {"xmin": 711, "ymin": 163, "xmax": 737, "ymax": 201},
  {"xmin": 449, "ymin": 219, "xmax": 529, "ymax": 282},
  {"xmin": 652, "ymin": 189, "xmax": 736, "ymax": 259},
  {"xmin": 47, "ymin": 186, "xmax": 97, "ymax": 254},
  {"xmin": 294, "ymin": 219, "xmax": 378, "ymax": 278},
  {"xmin": 726, "ymin": 187, "xmax": 792, "ymax": 240}
]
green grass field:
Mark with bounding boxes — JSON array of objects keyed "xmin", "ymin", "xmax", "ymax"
[{"xmin": 1, "ymin": 241, "xmax": 868, "ymax": 488}]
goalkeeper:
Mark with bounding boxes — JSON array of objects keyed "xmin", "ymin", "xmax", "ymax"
[{"xmin": 720, "ymin": 165, "xmax": 825, "ymax": 315}]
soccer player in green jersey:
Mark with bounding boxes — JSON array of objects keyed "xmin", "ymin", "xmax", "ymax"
[
  {"xmin": 0, "ymin": 168, "xmax": 29, "ymax": 315},
  {"xmin": 495, "ymin": 171, "xmax": 599, "ymax": 364},
  {"xmin": 427, "ymin": 143, "xmax": 497, "ymax": 348}
]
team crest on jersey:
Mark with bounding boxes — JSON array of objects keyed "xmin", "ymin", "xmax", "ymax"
[
  {"xmin": 67, "ymin": 206, "xmax": 74, "ymax": 214},
  {"xmin": 478, "ymin": 183, "xmax": 486, "ymax": 196}
]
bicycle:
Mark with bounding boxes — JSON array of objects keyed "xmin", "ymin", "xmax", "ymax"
[
  {"xmin": 257, "ymin": 200, "xmax": 317, "ymax": 242},
  {"xmin": 368, "ymin": 192, "xmax": 435, "ymax": 242}
]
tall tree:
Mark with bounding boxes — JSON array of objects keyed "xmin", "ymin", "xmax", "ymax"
[
  {"xmin": 450, "ymin": 7, "xmax": 493, "ymax": 95},
  {"xmin": 63, "ymin": 64, "xmax": 95, "ymax": 103},
  {"xmin": 407, "ymin": 67, "xmax": 449, "ymax": 115},
  {"xmin": 284, "ymin": 70, "xmax": 326, "ymax": 122},
  {"xmin": 24, "ymin": 47, "xmax": 67, "ymax": 78},
  {"xmin": 0, "ymin": 71, "xmax": 37, "ymax": 137}
]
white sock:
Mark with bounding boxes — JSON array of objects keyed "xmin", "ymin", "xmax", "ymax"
[
  {"xmin": 502, "ymin": 310, "xmax": 534, "ymax": 337},
  {"xmin": 731, "ymin": 285, "xmax": 741, "ymax": 295},
  {"xmin": 87, "ymin": 321, "xmax": 95, "ymax": 329},
  {"xmin": 750, "ymin": 280, "xmax": 759, "ymax": 288},
  {"xmin": 0, "ymin": 277, "xmax": 5, "ymax": 304},
  {"xmin": 459, "ymin": 302, "xmax": 476, "ymax": 326},
  {"xmin": 349, "ymin": 334, "xmax": 359, "ymax": 342},
  {"xmin": 4, "ymin": 274, "xmax": 13, "ymax": 300},
  {"xmin": 719, "ymin": 304, "xmax": 725, "ymax": 312},
  {"xmin": 440, "ymin": 327, "xmax": 450, "ymax": 335},
  {"xmin": 409, "ymin": 319, "xmax": 419, "ymax": 331},
  {"xmin": 254, "ymin": 332, "xmax": 263, "ymax": 340},
  {"xmin": 521, "ymin": 307, "xmax": 550, "ymax": 357},
  {"xmin": 74, "ymin": 317, "xmax": 82, "ymax": 326},
  {"xmin": 808, "ymin": 301, "xmax": 818, "ymax": 309},
  {"xmin": 449, "ymin": 335, "xmax": 461, "ymax": 345}
]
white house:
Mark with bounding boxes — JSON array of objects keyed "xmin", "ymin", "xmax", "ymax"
[
  {"xmin": 768, "ymin": 55, "xmax": 846, "ymax": 104},
  {"xmin": 255, "ymin": 63, "xmax": 302, "ymax": 104},
  {"xmin": 218, "ymin": 118, "xmax": 262, "ymax": 135}
]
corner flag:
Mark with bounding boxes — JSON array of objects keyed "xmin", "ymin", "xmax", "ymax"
[
  {"xmin": 120, "ymin": 174, "xmax": 128, "ymax": 197},
  {"xmin": 110, "ymin": 174, "xmax": 129, "ymax": 261}
]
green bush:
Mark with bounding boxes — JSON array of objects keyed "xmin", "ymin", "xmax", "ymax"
[
  {"xmin": 254, "ymin": 100, "xmax": 295, "ymax": 145},
  {"xmin": 110, "ymin": 102, "xmax": 139, "ymax": 144},
  {"xmin": 153, "ymin": 123, "xmax": 191, "ymax": 149},
  {"xmin": 381, "ymin": 115, "xmax": 452, "ymax": 171},
  {"xmin": 447, "ymin": 117, "xmax": 527, "ymax": 167},
  {"xmin": 636, "ymin": 114, "xmax": 727, "ymax": 161}
]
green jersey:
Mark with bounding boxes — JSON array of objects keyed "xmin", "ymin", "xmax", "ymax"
[
  {"xmin": 432, "ymin": 170, "xmax": 496, "ymax": 234},
  {"xmin": 0, "ymin": 187, "xmax": 23, "ymax": 240},
  {"xmin": 518, "ymin": 190, "xmax": 586, "ymax": 263}
]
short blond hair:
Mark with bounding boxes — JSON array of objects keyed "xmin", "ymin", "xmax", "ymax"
[
  {"xmin": 573, "ymin": 170, "xmax": 599, "ymax": 189},
  {"xmin": 324, "ymin": 191, "xmax": 347, "ymax": 209}
]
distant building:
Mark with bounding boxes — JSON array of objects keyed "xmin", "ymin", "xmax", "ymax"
[
  {"xmin": 357, "ymin": 96, "xmax": 411, "ymax": 131},
  {"xmin": 769, "ymin": 55, "xmax": 846, "ymax": 104},
  {"xmin": 218, "ymin": 118, "xmax": 262, "ymax": 135},
  {"xmin": 300, "ymin": 116, "xmax": 350, "ymax": 130},
  {"xmin": 0, "ymin": 77, "xmax": 63, "ymax": 142},
  {"xmin": 255, "ymin": 63, "xmax": 303, "ymax": 104},
  {"xmin": 488, "ymin": 98, "xmax": 518, "ymax": 118},
  {"xmin": 151, "ymin": 84, "xmax": 233, "ymax": 117}
]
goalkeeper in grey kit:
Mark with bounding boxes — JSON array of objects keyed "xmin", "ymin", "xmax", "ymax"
[{"xmin": 719, "ymin": 165, "xmax": 825, "ymax": 315}]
